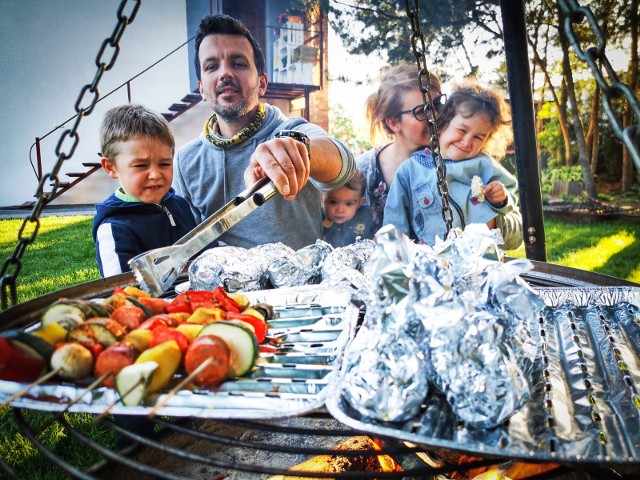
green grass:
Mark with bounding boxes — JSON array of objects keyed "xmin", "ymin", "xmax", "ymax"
[
  {"xmin": 504, "ymin": 218, "xmax": 640, "ymax": 283},
  {"xmin": 0, "ymin": 214, "xmax": 639, "ymax": 478},
  {"xmin": 1, "ymin": 216, "xmax": 109, "ymax": 479}
]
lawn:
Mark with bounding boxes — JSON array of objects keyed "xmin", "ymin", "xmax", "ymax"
[{"xmin": 0, "ymin": 214, "xmax": 639, "ymax": 478}]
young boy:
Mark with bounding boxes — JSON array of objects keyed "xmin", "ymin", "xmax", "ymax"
[
  {"xmin": 322, "ymin": 170, "xmax": 375, "ymax": 247},
  {"xmin": 92, "ymin": 104, "xmax": 197, "ymax": 277}
]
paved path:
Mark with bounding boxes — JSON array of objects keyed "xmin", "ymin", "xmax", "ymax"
[{"xmin": 0, "ymin": 204, "xmax": 95, "ymax": 220}]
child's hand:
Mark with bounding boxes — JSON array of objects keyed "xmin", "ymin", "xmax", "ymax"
[{"xmin": 484, "ymin": 181, "xmax": 507, "ymax": 205}]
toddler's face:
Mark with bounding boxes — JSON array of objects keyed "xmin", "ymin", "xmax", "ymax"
[
  {"xmin": 323, "ymin": 188, "xmax": 364, "ymax": 224},
  {"xmin": 102, "ymin": 136, "xmax": 173, "ymax": 204},
  {"xmin": 439, "ymin": 112, "xmax": 493, "ymax": 161}
]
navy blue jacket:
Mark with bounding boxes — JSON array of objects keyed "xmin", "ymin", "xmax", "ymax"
[{"xmin": 92, "ymin": 188, "xmax": 197, "ymax": 277}]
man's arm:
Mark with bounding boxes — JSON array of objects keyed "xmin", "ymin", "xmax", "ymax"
[{"xmin": 244, "ymin": 133, "xmax": 354, "ymax": 202}]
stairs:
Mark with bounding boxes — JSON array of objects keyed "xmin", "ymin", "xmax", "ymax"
[{"xmin": 43, "ymin": 90, "xmax": 203, "ymax": 203}]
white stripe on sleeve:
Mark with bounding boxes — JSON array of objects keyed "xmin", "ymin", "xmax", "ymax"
[{"xmin": 97, "ymin": 223, "xmax": 124, "ymax": 277}]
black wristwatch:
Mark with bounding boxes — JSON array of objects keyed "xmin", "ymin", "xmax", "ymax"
[{"xmin": 275, "ymin": 130, "xmax": 311, "ymax": 160}]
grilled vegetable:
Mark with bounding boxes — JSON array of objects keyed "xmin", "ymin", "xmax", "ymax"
[
  {"xmin": 51, "ymin": 342, "xmax": 94, "ymax": 380},
  {"xmin": 94, "ymin": 343, "xmax": 139, "ymax": 388},
  {"xmin": 135, "ymin": 340, "xmax": 182, "ymax": 393},
  {"xmin": 32, "ymin": 322, "xmax": 69, "ymax": 346},
  {"xmin": 226, "ymin": 312, "xmax": 267, "ymax": 343},
  {"xmin": 1, "ymin": 329, "xmax": 54, "ymax": 362},
  {"xmin": 184, "ymin": 335, "xmax": 230, "ymax": 387},
  {"xmin": 175, "ymin": 323, "xmax": 204, "ymax": 343},
  {"xmin": 123, "ymin": 329, "xmax": 153, "ymax": 352},
  {"xmin": 0, "ymin": 336, "xmax": 49, "ymax": 382},
  {"xmin": 227, "ymin": 293, "xmax": 250, "ymax": 311},
  {"xmin": 67, "ymin": 318, "xmax": 126, "ymax": 347},
  {"xmin": 115, "ymin": 361, "xmax": 158, "ymax": 406},
  {"xmin": 198, "ymin": 321, "xmax": 258, "ymax": 377},
  {"xmin": 150, "ymin": 328, "xmax": 188, "ymax": 353},
  {"xmin": 136, "ymin": 297, "xmax": 168, "ymax": 315},
  {"xmin": 110, "ymin": 305, "xmax": 147, "ymax": 330},
  {"xmin": 41, "ymin": 301, "xmax": 86, "ymax": 331},
  {"xmin": 187, "ymin": 307, "xmax": 226, "ymax": 325}
]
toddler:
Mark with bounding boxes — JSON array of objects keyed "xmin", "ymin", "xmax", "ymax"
[{"xmin": 322, "ymin": 170, "xmax": 375, "ymax": 247}]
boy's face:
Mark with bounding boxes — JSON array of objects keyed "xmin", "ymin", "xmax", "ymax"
[
  {"xmin": 101, "ymin": 136, "xmax": 174, "ymax": 204},
  {"xmin": 323, "ymin": 188, "xmax": 365, "ymax": 224}
]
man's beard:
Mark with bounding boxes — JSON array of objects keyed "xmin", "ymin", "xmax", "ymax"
[{"xmin": 212, "ymin": 81, "xmax": 260, "ymax": 121}]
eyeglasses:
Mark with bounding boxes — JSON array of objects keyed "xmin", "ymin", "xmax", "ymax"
[{"xmin": 397, "ymin": 94, "xmax": 447, "ymax": 121}]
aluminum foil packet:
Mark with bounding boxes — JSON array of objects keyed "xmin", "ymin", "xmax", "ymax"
[
  {"xmin": 268, "ymin": 240, "xmax": 333, "ymax": 287},
  {"xmin": 321, "ymin": 239, "xmax": 376, "ymax": 292},
  {"xmin": 186, "ymin": 240, "xmax": 372, "ymax": 293},
  {"xmin": 341, "ymin": 224, "xmax": 544, "ymax": 427},
  {"xmin": 188, "ymin": 244, "xmax": 293, "ymax": 292}
]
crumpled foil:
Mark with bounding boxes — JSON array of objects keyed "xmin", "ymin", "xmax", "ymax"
[
  {"xmin": 341, "ymin": 223, "xmax": 545, "ymax": 427},
  {"xmin": 268, "ymin": 240, "xmax": 333, "ymax": 287},
  {"xmin": 186, "ymin": 240, "xmax": 373, "ymax": 293},
  {"xmin": 321, "ymin": 239, "xmax": 376, "ymax": 292}
]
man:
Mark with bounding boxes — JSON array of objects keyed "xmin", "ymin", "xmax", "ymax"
[{"xmin": 174, "ymin": 14, "xmax": 355, "ymax": 250}]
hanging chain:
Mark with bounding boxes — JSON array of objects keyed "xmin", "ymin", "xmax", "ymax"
[
  {"xmin": 558, "ymin": 0, "xmax": 640, "ymax": 171},
  {"xmin": 404, "ymin": 0, "xmax": 454, "ymax": 236},
  {"xmin": 0, "ymin": 0, "xmax": 141, "ymax": 311}
]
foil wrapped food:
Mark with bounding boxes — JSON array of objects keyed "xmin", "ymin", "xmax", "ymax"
[
  {"xmin": 187, "ymin": 240, "xmax": 375, "ymax": 293},
  {"xmin": 340, "ymin": 224, "xmax": 545, "ymax": 428}
]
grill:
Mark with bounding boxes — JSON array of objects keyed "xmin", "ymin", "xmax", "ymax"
[{"xmin": 1, "ymin": 264, "xmax": 639, "ymax": 479}]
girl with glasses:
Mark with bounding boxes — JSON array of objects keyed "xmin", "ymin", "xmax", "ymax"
[
  {"xmin": 383, "ymin": 79, "xmax": 523, "ymax": 249},
  {"xmin": 356, "ymin": 64, "xmax": 443, "ymax": 233}
]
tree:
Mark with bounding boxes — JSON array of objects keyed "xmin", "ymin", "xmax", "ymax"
[{"xmin": 326, "ymin": 0, "xmax": 637, "ymax": 195}]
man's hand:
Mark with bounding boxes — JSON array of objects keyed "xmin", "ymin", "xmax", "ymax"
[
  {"xmin": 243, "ymin": 136, "xmax": 310, "ymax": 202},
  {"xmin": 484, "ymin": 180, "xmax": 507, "ymax": 205}
]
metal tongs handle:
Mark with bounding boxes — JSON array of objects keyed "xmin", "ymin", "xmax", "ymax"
[{"xmin": 175, "ymin": 176, "xmax": 277, "ymax": 252}]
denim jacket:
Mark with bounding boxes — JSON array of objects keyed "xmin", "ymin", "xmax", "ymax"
[{"xmin": 383, "ymin": 150, "xmax": 518, "ymax": 245}]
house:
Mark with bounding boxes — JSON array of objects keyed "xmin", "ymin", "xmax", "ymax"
[{"xmin": 0, "ymin": 0, "xmax": 329, "ymax": 208}]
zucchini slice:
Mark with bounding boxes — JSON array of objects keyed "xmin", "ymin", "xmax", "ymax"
[
  {"xmin": 41, "ymin": 301, "xmax": 86, "ymax": 331},
  {"xmin": 198, "ymin": 321, "xmax": 258, "ymax": 377},
  {"xmin": 115, "ymin": 361, "xmax": 159, "ymax": 406},
  {"xmin": 1, "ymin": 329, "xmax": 55, "ymax": 362},
  {"xmin": 67, "ymin": 322, "xmax": 119, "ymax": 347},
  {"xmin": 124, "ymin": 297, "xmax": 153, "ymax": 318}
]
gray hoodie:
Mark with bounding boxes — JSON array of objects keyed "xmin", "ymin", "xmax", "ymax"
[{"xmin": 174, "ymin": 103, "xmax": 354, "ymax": 250}]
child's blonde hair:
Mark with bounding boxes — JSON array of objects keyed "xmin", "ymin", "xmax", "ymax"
[
  {"xmin": 100, "ymin": 104, "xmax": 174, "ymax": 162},
  {"xmin": 326, "ymin": 170, "xmax": 366, "ymax": 198},
  {"xmin": 365, "ymin": 64, "xmax": 442, "ymax": 146},
  {"xmin": 436, "ymin": 80, "xmax": 513, "ymax": 160}
]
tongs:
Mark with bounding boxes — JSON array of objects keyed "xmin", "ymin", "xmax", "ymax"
[{"xmin": 129, "ymin": 177, "xmax": 278, "ymax": 296}]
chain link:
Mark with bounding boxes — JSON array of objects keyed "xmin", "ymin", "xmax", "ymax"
[
  {"xmin": 0, "ymin": 0, "xmax": 140, "ymax": 311},
  {"xmin": 404, "ymin": 0, "xmax": 454, "ymax": 236},
  {"xmin": 558, "ymin": 0, "xmax": 640, "ymax": 171}
]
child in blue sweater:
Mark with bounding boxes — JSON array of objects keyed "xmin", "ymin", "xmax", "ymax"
[
  {"xmin": 92, "ymin": 104, "xmax": 197, "ymax": 277},
  {"xmin": 384, "ymin": 80, "xmax": 522, "ymax": 248}
]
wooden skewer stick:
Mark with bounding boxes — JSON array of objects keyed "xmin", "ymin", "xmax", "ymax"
[
  {"xmin": 0, "ymin": 368, "xmax": 62, "ymax": 410},
  {"xmin": 33, "ymin": 372, "xmax": 112, "ymax": 436},
  {"xmin": 148, "ymin": 357, "xmax": 214, "ymax": 417},
  {"xmin": 90, "ymin": 375, "xmax": 148, "ymax": 426}
]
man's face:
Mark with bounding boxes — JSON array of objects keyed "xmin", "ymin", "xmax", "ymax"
[{"xmin": 197, "ymin": 34, "xmax": 267, "ymax": 120}]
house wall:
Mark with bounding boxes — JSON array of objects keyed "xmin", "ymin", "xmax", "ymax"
[
  {"xmin": 0, "ymin": 0, "xmax": 332, "ymax": 208},
  {"xmin": 0, "ymin": 0, "xmax": 192, "ymax": 207}
]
